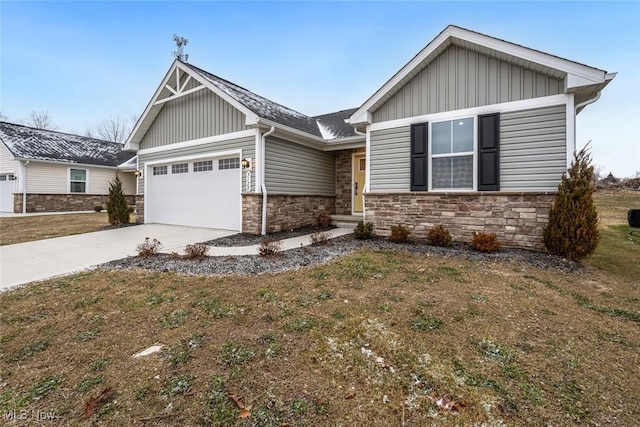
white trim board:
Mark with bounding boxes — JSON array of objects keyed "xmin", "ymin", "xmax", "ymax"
[
  {"xmin": 368, "ymin": 94, "xmax": 570, "ymax": 132},
  {"xmin": 137, "ymin": 129, "xmax": 257, "ymax": 156}
]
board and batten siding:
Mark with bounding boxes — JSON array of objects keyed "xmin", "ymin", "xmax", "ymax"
[
  {"xmin": 264, "ymin": 137, "xmax": 335, "ymax": 195},
  {"xmin": 137, "ymin": 135, "xmax": 255, "ymax": 195},
  {"xmin": 373, "ymin": 46, "xmax": 564, "ymax": 123},
  {"xmin": 500, "ymin": 105, "xmax": 566, "ymax": 191},
  {"xmin": 369, "ymin": 126, "xmax": 411, "ymax": 192},
  {"xmin": 140, "ymin": 89, "xmax": 248, "ymax": 149}
]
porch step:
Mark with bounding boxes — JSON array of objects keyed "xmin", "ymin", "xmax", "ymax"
[{"xmin": 330, "ymin": 215, "xmax": 363, "ymax": 229}]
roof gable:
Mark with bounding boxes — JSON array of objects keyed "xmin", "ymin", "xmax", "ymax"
[
  {"xmin": 0, "ymin": 121, "xmax": 135, "ymax": 167},
  {"xmin": 350, "ymin": 25, "xmax": 614, "ymax": 125}
]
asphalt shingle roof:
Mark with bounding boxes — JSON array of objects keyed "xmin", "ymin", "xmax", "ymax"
[
  {"xmin": 184, "ymin": 63, "xmax": 359, "ymax": 140},
  {"xmin": 0, "ymin": 122, "xmax": 136, "ymax": 167}
]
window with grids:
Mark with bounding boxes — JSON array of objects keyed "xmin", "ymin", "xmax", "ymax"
[
  {"xmin": 193, "ymin": 160, "xmax": 213, "ymax": 172},
  {"xmin": 153, "ymin": 166, "xmax": 167, "ymax": 176},
  {"xmin": 218, "ymin": 158, "xmax": 240, "ymax": 170},
  {"xmin": 431, "ymin": 118, "xmax": 474, "ymax": 189},
  {"xmin": 69, "ymin": 169, "xmax": 87, "ymax": 193},
  {"xmin": 172, "ymin": 163, "xmax": 188, "ymax": 174}
]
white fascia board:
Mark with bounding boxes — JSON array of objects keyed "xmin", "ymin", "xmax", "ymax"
[
  {"xmin": 369, "ymin": 93, "xmax": 570, "ymax": 132},
  {"xmin": 322, "ymin": 138, "xmax": 366, "ymax": 152},
  {"xmin": 137, "ymin": 129, "xmax": 257, "ymax": 156},
  {"xmin": 126, "ymin": 60, "xmax": 181, "ymax": 149},
  {"xmin": 257, "ymin": 119, "xmax": 326, "ymax": 148},
  {"xmin": 12, "ymin": 157, "xmax": 119, "ymax": 170}
]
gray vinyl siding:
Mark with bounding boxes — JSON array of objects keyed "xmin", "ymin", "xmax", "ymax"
[
  {"xmin": 264, "ymin": 137, "xmax": 335, "ymax": 195},
  {"xmin": 369, "ymin": 126, "xmax": 411, "ymax": 192},
  {"xmin": 500, "ymin": 105, "xmax": 567, "ymax": 191},
  {"xmin": 140, "ymin": 90, "xmax": 248, "ymax": 149},
  {"xmin": 137, "ymin": 135, "xmax": 255, "ymax": 194},
  {"xmin": 373, "ymin": 46, "xmax": 563, "ymax": 122}
]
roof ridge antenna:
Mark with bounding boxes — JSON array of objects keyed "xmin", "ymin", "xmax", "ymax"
[{"xmin": 172, "ymin": 34, "xmax": 189, "ymax": 62}]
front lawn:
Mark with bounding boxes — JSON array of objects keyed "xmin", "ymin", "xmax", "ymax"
[
  {"xmin": 1, "ymin": 250, "xmax": 638, "ymax": 425},
  {"xmin": 0, "ymin": 212, "xmax": 135, "ymax": 246}
]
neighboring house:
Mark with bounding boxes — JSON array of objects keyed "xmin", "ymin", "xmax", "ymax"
[
  {"xmin": 125, "ymin": 25, "xmax": 614, "ymax": 249},
  {"xmin": 0, "ymin": 122, "xmax": 137, "ymax": 213}
]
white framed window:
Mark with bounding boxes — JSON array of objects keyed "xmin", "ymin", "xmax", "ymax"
[
  {"xmin": 218, "ymin": 158, "xmax": 239, "ymax": 170},
  {"xmin": 153, "ymin": 165, "xmax": 168, "ymax": 176},
  {"xmin": 429, "ymin": 117, "xmax": 475, "ymax": 190},
  {"xmin": 69, "ymin": 168, "xmax": 87, "ymax": 193},
  {"xmin": 172, "ymin": 163, "xmax": 189, "ymax": 174},
  {"xmin": 193, "ymin": 160, "xmax": 213, "ymax": 172}
]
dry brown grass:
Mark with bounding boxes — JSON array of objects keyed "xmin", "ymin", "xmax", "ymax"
[
  {"xmin": 1, "ymin": 251, "xmax": 638, "ymax": 426},
  {"xmin": 0, "ymin": 213, "xmax": 135, "ymax": 246}
]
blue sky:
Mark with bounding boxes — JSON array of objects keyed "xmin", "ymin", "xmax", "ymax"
[{"xmin": 1, "ymin": 1, "xmax": 638, "ymax": 177}]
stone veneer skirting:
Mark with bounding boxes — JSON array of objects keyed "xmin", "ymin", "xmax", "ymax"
[
  {"xmin": 13, "ymin": 193, "xmax": 135, "ymax": 213},
  {"xmin": 364, "ymin": 192, "xmax": 555, "ymax": 250},
  {"xmin": 135, "ymin": 195, "xmax": 145, "ymax": 223},
  {"xmin": 243, "ymin": 193, "xmax": 335, "ymax": 234}
]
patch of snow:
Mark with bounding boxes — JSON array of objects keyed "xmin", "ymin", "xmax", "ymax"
[
  {"xmin": 133, "ymin": 344, "xmax": 164, "ymax": 358},
  {"xmin": 316, "ymin": 120, "xmax": 337, "ymax": 140}
]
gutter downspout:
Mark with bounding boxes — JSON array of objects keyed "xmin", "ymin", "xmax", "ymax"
[
  {"xmin": 261, "ymin": 126, "xmax": 275, "ymax": 235},
  {"xmin": 575, "ymin": 91, "xmax": 601, "ymax": 112},
  {"xmin": 21, "ymin": 160, "xmax": 29, "ymax": 213},
  {"xmin": 352, "ymin": 127, "xmax": 365, "ymax": 137}
]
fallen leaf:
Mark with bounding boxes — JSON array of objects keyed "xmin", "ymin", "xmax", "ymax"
[
  {"xmin": 228, "ymin": 393, "xmax": 245, "ymax": 409},
  {"xmin": 238, "ymin": 408, "xmax": 252, "ymax": 419},
  {"xmin": 84, "ymin": 387, "xmax": 114, "ymax": 418}
]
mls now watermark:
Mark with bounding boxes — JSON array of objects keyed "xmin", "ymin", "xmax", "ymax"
[{"xmin": 4, "ymin": 409, "xmax": 59, "ymax": 422}]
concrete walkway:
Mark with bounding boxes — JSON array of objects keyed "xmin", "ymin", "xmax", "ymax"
[{"xmin": 0, "ymin": 225, "xmax": 352, "ymax": 291}]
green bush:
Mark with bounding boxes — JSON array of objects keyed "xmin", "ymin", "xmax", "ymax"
[
  {"xmin": 389, "ymin": 224, "xmax": 411, "ymax": 243},
  {"xmin": 106, "ymin": 177, "xmax": 129, "ymax": 225},
  {"xmin": 353, "ymin": 221, "xmax": 374, "ymax": 240},
  {"xmin": 543, "ymin": 147, "xmax": 599, "ymax": 261},
  {"xmin": 427, "ymin": 225, "xmax": 452, "ymax": 247}
]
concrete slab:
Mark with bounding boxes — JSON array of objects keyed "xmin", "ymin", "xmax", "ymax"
[{"xmin": 0, "ymin": 224, "xmax": 236, "ymax": 291}]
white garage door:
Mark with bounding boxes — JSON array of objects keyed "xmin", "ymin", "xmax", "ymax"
[
  {"xmin": 147, "ymin": 157, "xmax": 241, "ymax": 230},
  {"xmin": 0, "ymin": 174, "xmax": 15, "ymax": 212}
]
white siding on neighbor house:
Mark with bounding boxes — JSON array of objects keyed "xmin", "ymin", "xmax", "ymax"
[
  {"xmin": 264, "ymin": 137, "xmax": 335, "ymax": 195},
  {"xmin": 137, "ymin": 134, "xmax": 255, "ymax": 195},
  {"xmin": 369, "ymin": 126, "xmax": 411, "ymax": 192},
  {"xmin": 372, "ymin": 45, "xmax": 564, "ymax": 123},
  {"xmin": 500, "ymin": 105, "xmax": 567, "ymax": 191},
  {"xmin": 140, "ymin": 89, "xmax": 248, "ymax": 149},
  {"xmin": 25, "ymin": 162, "xmax": 122, "ymax": 194},
  {"xmin": 0, "ymin": 142, "xmax": 20, "ymax": 192}
]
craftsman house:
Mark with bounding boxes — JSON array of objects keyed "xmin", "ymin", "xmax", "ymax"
[
  {"xmin": 0, "ymin": 122, "xmax": 137, "ymax": 213},
  {"xmin": 125, "ymin": 25, "xmax": 614, "ymax": 249}
]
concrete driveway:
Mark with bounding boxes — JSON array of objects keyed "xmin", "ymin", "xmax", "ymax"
[{"xmin": 0, "ymin": 224, "xmax": 236, "ymax": 291}]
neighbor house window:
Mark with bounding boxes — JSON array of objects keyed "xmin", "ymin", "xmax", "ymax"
[
  {"xmin": 193, "ymin": 160, "xmax": 213, "ymax": 172},
  {"xmin": 153, "ymin": 166, "xmax": 167, "ymax": 175},
  {"xmin": 218, "ymin": 158, "xmax": 240, "ymax": 170},
  {"xmin": 69, "ymin": 169, "xmax": 87, "ymax": 193},
  {"xmin": 172, "ymin": 163, "xmax": 188, "ymax": 174},
  {"xmin": 431, "ymin": 118, "xmax": 474, "ymax": 190}
]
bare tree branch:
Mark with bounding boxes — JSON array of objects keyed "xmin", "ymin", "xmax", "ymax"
[
  {"xmin": 94, "ymin": 115, "xmax": 137, "ymax": 143},
  {"xmin": 29, "ymin": 110, "xmax": 58, "ymax": 130}
]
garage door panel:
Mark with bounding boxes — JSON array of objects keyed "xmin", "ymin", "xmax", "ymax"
[{"xmin": 147, "ymin": 157, "xmax": 241, "ymax": 230}]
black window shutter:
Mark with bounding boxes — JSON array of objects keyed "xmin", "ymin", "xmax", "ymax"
[
  {"xmin": 410, "ymin": 123, "xmax": 428, "ymax": 191},
  {"xmin": 478, "ymin": 113, "xmax": 499, "ymax": 191}
]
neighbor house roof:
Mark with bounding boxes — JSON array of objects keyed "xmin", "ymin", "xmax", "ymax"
[
  {"xmin": 0, "ymin": 121, "xmax": 136, "ymax": 167},
  {"xmin": 349, "ymin": 25, "xmax": 616, "ymax": 124}
]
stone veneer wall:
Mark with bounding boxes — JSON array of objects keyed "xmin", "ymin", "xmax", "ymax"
[
  {"xmin": 13, "ymin": 193, "xmax": 135, "ymax": 213},
  {"xmin": 243, "ymin": 193, "xmax": 335, "ymax": 234},
  {"xmin": 135, "ymin": 196, "xmax": 145, "ymax": 223},
  {"xmin": 365, "ymin": 192, "xmax": 555, "ymax": 250},
  {"xmin": 335, "ymin": 150, "xmax": 353, "ymax": 215}
]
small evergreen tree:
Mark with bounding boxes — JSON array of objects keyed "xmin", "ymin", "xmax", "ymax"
[
  {"xmin": 543, "ymin": 146, "xmax": 599, "ymax": 261},
  {"xmin": 106, "ymin": 176, "xmax": 130, "ymax": 225}
]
